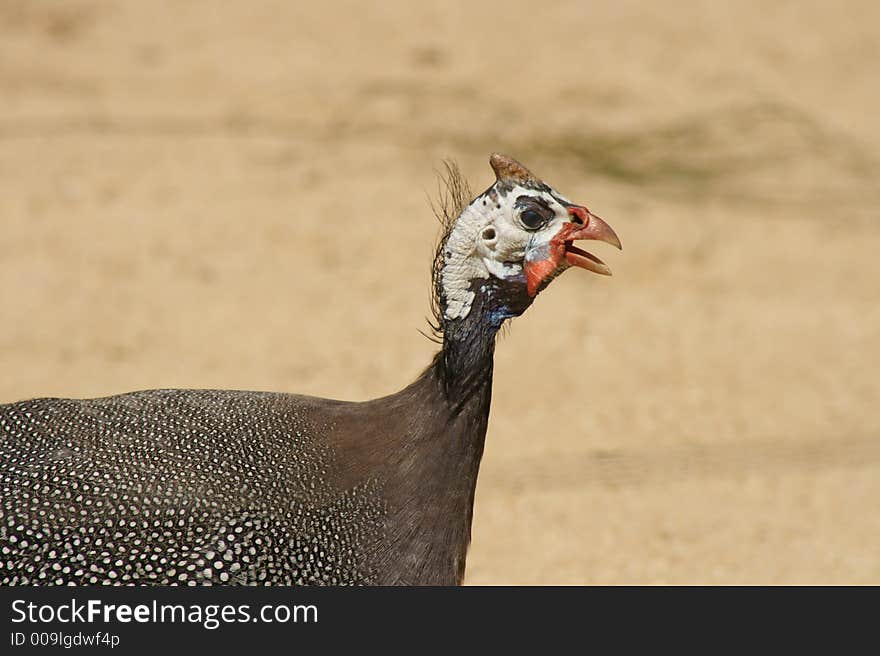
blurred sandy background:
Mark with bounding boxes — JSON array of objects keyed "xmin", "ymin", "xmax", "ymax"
[{"xmin": 1, "ymin": 1, "xmax": 878, "ymax": 583}]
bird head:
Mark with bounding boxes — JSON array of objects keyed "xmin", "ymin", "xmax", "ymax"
[{"xmin": 437, "ymin": 153, "xmax": 621, "ymax": 328}]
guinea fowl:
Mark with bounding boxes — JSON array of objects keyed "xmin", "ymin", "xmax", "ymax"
[{"xmin": 0, "ymin": 154, "xmax": 620, "ymax": 586}]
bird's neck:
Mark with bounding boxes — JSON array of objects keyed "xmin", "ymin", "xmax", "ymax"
[
  {"xmin": 354, "ymin": 298, "xmax": 502, "ymax": 584},
  {"xmin": 437, "ymin": 310, "xmax": 498, "ymax": 408},
  {"xmin": 436, "ymin": 276, "xmax": 528, "ymax": 403},
  {"xmin": 335, "ymin": 291, "xmax": 515, "ymax": 583}
]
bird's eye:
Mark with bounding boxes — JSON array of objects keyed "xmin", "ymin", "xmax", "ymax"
[{"xmin": 520, "ymin": 209, "xmax": 547, "ymax": 230}]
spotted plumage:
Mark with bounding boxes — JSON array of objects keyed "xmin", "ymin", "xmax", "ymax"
[{"xmin": 1, "ymin": 391, "xmax": 383, "ymax": 585}]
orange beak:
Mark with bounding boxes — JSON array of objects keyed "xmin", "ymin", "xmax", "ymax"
[{"xmin": 523, "ymin": 206, "xmax": 622, "ymax": 296}]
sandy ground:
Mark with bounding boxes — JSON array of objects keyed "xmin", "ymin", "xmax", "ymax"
[{"xmin": 1, "ymin": 0, "xmax": 878, "ymax": 583}]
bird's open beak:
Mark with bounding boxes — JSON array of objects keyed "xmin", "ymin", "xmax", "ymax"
[{"xmin": 523, "ymin": 206, "xmax": 622, "ymax": 296}]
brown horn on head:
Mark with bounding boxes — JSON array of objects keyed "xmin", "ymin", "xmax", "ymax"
[{"xmin": 489, "ymin": 153, "xmax": 539, "ymax": 186}]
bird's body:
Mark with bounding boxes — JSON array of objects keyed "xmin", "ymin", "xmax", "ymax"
[
  {"xmin": 0, "ymin": 155, "xmax": 620, "ymax": 585},
  {"xmin": 0, "ymin": 354, "xmax": 489, "ymax": 585}
]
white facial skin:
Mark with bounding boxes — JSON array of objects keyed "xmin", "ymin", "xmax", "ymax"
[{"xmin": 441, "ymin": 184, "xmax": 573, "ymax": 321}]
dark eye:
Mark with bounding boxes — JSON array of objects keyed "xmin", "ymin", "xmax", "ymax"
[{"xmin": 520, "ymin": 209, "xmax": 547, "ymax": 230}]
